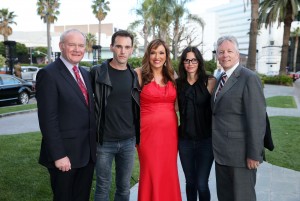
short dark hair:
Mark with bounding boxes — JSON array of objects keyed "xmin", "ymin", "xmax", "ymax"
[{"xmin": 111, "ymin": 30, "xmax": 134, "ymax": 46}]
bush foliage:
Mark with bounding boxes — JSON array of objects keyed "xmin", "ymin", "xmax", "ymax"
[{"xmin": 260, "ymin": 74, "xmax": 293, "ymax": 86}]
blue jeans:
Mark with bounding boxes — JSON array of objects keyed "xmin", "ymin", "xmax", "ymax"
[
  {"xmin": 94, "ymin": 137, "xmax": 136, "ymax": 201},
  {"xmin": 179, "ymin": 137, "xmax": 214, "ymax": 201}
]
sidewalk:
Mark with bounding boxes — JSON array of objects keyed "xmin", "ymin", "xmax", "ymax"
[{"xmin": 129, "ymin": 80, "xmax": 300, "ymax": 201}]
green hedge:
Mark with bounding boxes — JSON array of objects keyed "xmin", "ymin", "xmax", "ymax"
[{"xmin": 260, "ymin": 74, "xmax": 293, "ymax": 86}]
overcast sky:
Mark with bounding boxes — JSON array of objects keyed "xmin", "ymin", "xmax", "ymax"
[{"xmin": 1, "ymin": 0, "xmax": 229, "ymax": 32}]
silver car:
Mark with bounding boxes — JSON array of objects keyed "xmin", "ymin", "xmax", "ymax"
[{"xmin": 21, "ymin": 66, "xmax": 40, "ymax": 81}]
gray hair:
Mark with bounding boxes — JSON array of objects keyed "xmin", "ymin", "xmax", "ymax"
[
  {"xmin": 60, "ymin": 29, "xmax": 86, "ymax": 44},
  {"xmin": 216, "ymin": 35, "xmax": 239, "ymax": 54}
]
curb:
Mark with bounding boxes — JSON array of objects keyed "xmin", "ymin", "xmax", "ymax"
[{"xmin": 0, "ymin": 108, "xmax": 37, "ymax": 118}]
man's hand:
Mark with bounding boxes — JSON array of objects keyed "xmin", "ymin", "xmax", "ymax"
[
  {"xmin": 247, "ymin": 158, "xmax": 259, "ymax": 170},
  {"xmin": 55, "ymin": 156, "xmax": 71, "ymax": 172}
]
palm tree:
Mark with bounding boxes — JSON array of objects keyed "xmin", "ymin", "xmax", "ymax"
[
  {"xmin": 171, "ymin": 0, "xmax": 192, "ymax": 60},
  {"xmin": 244, "ymin": 0, "xmax": 259, "ymax": 71},
  {"xmin": 37, "ymin": 0, "xmax": 60, "ymax": 63},
  {"xmin": 259, "ymin": 0, "xmax": 300, "ymax": 75},
  {"xmin": 129, "ymin": 0, "xmax": 151, "ymax": 52},
  {"xmin": 0, "ymin": 8, "xmax": 17, "ymax": 41},
  {"xmin": 188, "ymin": 14, "xmax": 205, "ymax": 54},
  {"xmin": 146, "ymin": 0, "xmax": 175, "ymax": 41},
  {"xmin": 91, "ymin": 0, "xmax": 110, "ymax": 46},
  {"xmin": 291, "ymin": 26, "xmax": 300, "ymax": 73},
  {"xmin": 86, "ymin": 33, "xmax": 97, "ymax": 59}
]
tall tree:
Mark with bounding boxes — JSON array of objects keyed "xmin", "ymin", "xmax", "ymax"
[
  {"xmin": 86, "ymin": 33, "xmax": 97, "ymax": 59},
  {"xmin": 188, "ymin": 14, "xmax": 205, "ymax": 53},
  {"xmin": 171, "ymin": 0, "xmax": 192, "ymax": 60},
  {"xmin": 291, "ymin": 27, "xmax": 300, "ymax": 73},
  {"xmin": 91, "ymin": 0, "xmax": 110, "ymax": 46},
  {"xmin": 0, "ymin": 8, "xmax": 17, "ymax": 41},
  {"xmin": 37, "ymin": 0, "xmax": 60, "ymax": 63},
  {"xmin": 129, "ymin": 0, "xmax": 152, "ymax": 52},
  {"xmin": 146, "ymin": 0, "xmax": 175, "ymax": 41},
  {"xmin": 245, "ymin": 0, "xmax": 259, "ymax": 71},
  {"xmin": 259, "ymin": 0, "xmax": 300, "ymax": 75}
]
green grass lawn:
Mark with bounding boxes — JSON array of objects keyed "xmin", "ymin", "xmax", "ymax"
[
  {"xmin": 0, "ymin": 94, "xmax": 299, "ymax": 200},
  {"xmin": 265, "ymin": 116, "xmax": 300, "ymax": 171},
  {"xmin": 0, "ymin": 116, "xmax": 299, "ymax": 200},
  {"xmin": 266, "ymin": 96, "xmax": 297, "ymax": 108},
  {"xmin": 0, "ymin": 132, "xmax": 140, "ymax": 201},
  {"xmin": 0, "ymin": 103, "xmax": 37, "ymax": 115}
]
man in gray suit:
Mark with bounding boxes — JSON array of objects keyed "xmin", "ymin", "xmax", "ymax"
[{"xmin": 211, "ymin": 35, "xmax": 266, "ymax": 201}]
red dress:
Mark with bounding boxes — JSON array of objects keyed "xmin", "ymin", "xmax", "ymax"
[{"xmin": 137, "ymin": 81, "xmax": 182, "ymax": 201}]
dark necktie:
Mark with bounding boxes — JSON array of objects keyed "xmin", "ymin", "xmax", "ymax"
[
  {"xmin": 215, "ymin": 72, "xmax": 227, "ymax": 99},
  {"xmin": 72, "ymin": 66, "xmax": 89, "ymax": 105}
]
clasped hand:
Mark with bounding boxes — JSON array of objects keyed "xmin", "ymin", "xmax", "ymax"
[{"xmin": 55, "ymin": 156, "xmax": 71, "ymax": 172}]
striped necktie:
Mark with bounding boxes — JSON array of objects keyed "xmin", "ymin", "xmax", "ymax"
[
  {"xmin": 72, "ymin": 66, "xmax": 89, "ymax": 105},
  {"xmin": 215, "ymin": 72, "xmax": 227, "ymax": 100}
]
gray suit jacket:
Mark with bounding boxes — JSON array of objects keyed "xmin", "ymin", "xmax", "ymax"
[{"xmin": 211, "ymin": 65, "xmax": 266, "ymax": 168}]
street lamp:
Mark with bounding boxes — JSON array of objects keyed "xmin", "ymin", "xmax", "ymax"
[
  {"xmin": 4, "ymin": 40, "xmax": 17, "ymax": 75},
  {"xmin": 212, "ymin": 42, "xmax": 217, "ymax": 68},
  {"xmin": 92, "ymin": 45, "xmax": 102, "ymax": 65}
]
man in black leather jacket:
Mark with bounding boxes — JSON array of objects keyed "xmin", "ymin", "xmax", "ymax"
[{"xmin": 90, "ymin": 30, "xmax": 140, "ymax": 201}]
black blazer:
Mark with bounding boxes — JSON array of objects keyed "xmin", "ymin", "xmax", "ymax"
[{"xmin": 36, "ymin": 58, "xmax": 96, "ymax": 168}]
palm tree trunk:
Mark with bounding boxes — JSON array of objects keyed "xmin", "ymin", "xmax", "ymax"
[
  {"xmin": 279, "ymin": 2, "xmax": 294, "ymax": 75},
  {"xmin": 293, "ymin": 36, "xmax": 299, "ymax": 73},
  {"xmin": 143, "ymin": 24, "xmax": 148, "ymax": 52},
  {"xmin": 246, "ymin": 0, "xmax": 259, "ymax": 71},
  {"xmin": 46, "ymin": 16, "xmax": 51, "ymax": 63},
  {"xmin": 280, "ymin": 23, "xmax": 292, "ymax": 75},
  {"xmin": 98, "ymin": 20, "xmax": 101, "ymax": 46}
]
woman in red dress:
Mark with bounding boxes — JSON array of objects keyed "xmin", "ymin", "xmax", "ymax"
[{"xmin": 135, "ymin": 39, "xmax": 182, "ymax": 201}]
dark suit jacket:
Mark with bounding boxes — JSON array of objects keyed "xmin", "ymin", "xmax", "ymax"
[
  {"xmin": 36, "ymin": 58, "xmax": 96, "ymax": 168},
  {"xmin": 211, "ymin": 65, "xmax": 266, "ymax": 167}
]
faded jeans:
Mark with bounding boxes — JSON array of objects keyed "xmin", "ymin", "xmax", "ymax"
[{"xmin": 94, "ymin": 137, "xmax": 136, "ymax": 201}]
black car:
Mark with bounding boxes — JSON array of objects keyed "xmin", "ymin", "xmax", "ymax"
[{"xmin": 0, "ymin": 74, "xmax": 35, "ymax": 105}]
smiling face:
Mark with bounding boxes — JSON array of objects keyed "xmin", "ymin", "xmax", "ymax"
[
  {"xmin": 59, "ymin": 31, "xmax": 85, "ymax": 65},
  {"xmin": 149, "ymin": 44, "xmax": 166, "ymax": 70},
  {"xmin": 184, "ymin": 52, "xmax": 199, "ymax": 75},
  {"xmin": 217, "ymin": 40, "xmax": 240, "ymax": 71}
]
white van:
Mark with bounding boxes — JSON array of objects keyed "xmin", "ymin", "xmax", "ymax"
[{"xmin": 21, "ymin": 66, "xmax": 40, "ymax": 81}]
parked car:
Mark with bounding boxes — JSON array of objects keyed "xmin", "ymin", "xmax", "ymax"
[
  {"xmin": 0, "ymin": 74, "xmax": 35, "ymax": 105},
  {"xmin": 288, "ymin": 71, "xmax": 300, "ymax": 81},
  {"xmin": 0, "ymin": 67, "xmax": 11, "ymax": 74},
  {"xmin": 21, "ymin": 66, "xmax": 40, "ymax": 81}
]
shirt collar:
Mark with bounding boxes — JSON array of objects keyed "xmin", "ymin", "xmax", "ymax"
[
  {"xmin": 60, "ymin": 56, "xmax": 78, "ymax": 72},
  {"xmin": 224, "ymin": 62, "xmax": 239, "ymax": 78}
]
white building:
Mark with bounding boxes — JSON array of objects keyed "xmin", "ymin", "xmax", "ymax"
[{"xmin": 199, "ymin": 0, "xmax": 287, "ymax": 74}]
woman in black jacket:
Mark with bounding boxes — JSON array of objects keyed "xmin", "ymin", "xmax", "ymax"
[{"xmin": 176, "ymin": 46, "xmax": 216, "ymax": 201}]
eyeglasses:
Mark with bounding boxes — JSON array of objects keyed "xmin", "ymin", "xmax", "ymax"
[{"xmin": 183, "ymin": 58, "xmax": 198, "ymax": 64}]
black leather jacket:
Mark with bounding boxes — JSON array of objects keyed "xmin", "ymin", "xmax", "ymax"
[{"xmin": 90, "ymin": 59, "xmax": 141, "ymax": 145}]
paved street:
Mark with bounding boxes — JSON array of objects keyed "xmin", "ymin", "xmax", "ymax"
[{"xmin": 0, "ymin": 111, "xmax": 39, "ymax": 135}]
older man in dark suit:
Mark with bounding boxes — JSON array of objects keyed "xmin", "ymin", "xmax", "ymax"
[
  {"xmin": 211, "ymin": 35, "xmax": 266, "ymax": 201},
  {"xmin": 36, "ymin": 29, "xmax": 96, "ymax": 201}
]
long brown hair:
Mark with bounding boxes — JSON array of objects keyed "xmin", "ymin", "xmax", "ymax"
[{"xmin": 141, "ymin": 39, "xmax": 175, "ymax": 87}]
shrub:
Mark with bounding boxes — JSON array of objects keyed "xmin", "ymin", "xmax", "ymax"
[{"xmin": 261, "ymin": 75, "xmax": 293, "ymax": 86}]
